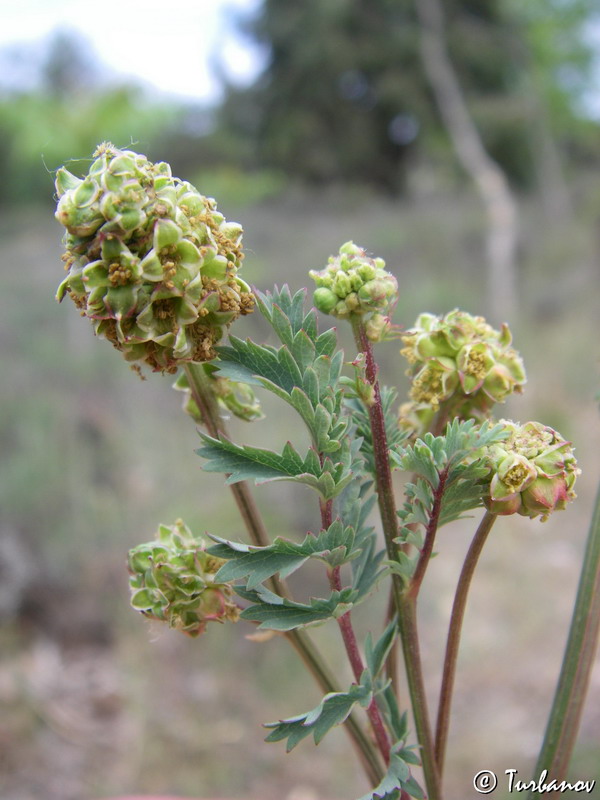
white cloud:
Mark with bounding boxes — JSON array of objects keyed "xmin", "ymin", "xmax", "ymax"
[{"xmin": 0, "ymin": 0, "xmax": 264, "ymax": 101}]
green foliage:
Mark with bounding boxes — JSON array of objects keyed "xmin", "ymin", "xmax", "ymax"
[
  {"xmin": 346, "ymin": 386, "xmax": 410, "ymax": 475},
  {"xmin": 357, "ymin": 743, "xmax": 425, "ymax": 800},
  {"xmin": 264, "ymin": 679, "xmax": 373, "ymax": 751},
  {"xmin": 391, "ymin": 421, "xmax": 507, "ymax": 574},
  {"xmin": 0, "ymin": 87, "xmax": 175, "ymax": 206},
  {"xmin": 334, "ymin": 479, "xmax": 387, "ymax": 602},
  {"xmin": 216, "ymin": 286, "xmax": 346, "ymax": 453},
  {"xmin": 236, "ymin": 584, "xmax": 357, "ymax": 631},
  {"xmin": 197, "ymin": 434, "xmax": 354, "ymax": 500},
  {"xmin": 198, "ymin": 286, "xmax": 361, "ymax": 498},
  {"xmin": 208, "ymin": 520, "xmax": 359, "ymax": 589},
  {"xmin": 0, "ymin": 31, "xmax": 176, "ymax": 206},
  {"xmin": 364, "ymin": 617, "xmax": 398, "ymax": 680}
]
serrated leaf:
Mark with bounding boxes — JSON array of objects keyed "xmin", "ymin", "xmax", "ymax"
[
  {"xmin": 315, "ymin": 328, "xmax": 337, "ymax": 357},
  {"xmin": 270, "ymin": 303, "xmax": 294, "ymax": 347},
  {"xmin": 264, "ymin": 681, "xmax": 372, "ymax": 751},
  {"xmin": 197, "ymin": 435, "xmax": 350, "ymax": 499},
  {"xmin": 290, "ymin": 329, "xmax": 317, "ymax": 371},
  {"xmin": 239, "ymin": 587, "xmax": 357, "ymax": 630},
  {"xmin": 198, "ymin": 435, "xmax": 309, "ymax": 481},
  {"xmin": 212, "ymin": 357, "xmax": 263, "ymax": 386},
  {"xmin": 217, "ymin": 337, "xmax": 298, "ymax": 394},
  {"xmin": 210, "ymin": 543, "xmax": 308, "ymax": 589},
  {"xmin": 209, "ymin": 521, "xmax": 359, "ymax": 588}
]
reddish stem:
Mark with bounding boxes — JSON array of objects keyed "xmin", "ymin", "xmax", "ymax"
[
  {"xmin": 320, "ymin": 490, "xmax": 391, "ymax": 764},
  {"xmin": 330, "ymin": 564, "xmax": 391, "ymax": 764},
  {"xmin": 407, "ymin": 466, "xmax": 449, "ymax": 601}
]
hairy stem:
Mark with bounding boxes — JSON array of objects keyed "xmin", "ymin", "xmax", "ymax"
[
  {"xmin": 528, "ymin": 484, "xmax": 600, "ymax": 798},
  {"xmin": 184, "ymin": 362, "xmax": 384, "ymax": 786},
  {"xmin": 435, "ymin": 510, "xmax": 497, "ymax": 775},
  {"xmin": 351, "ymin": 322, "xmax": 442, "ymax": 800}
]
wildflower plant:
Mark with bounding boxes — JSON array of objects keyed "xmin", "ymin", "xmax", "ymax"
[{"xmin": 54, "ymin": 146, "xmax": 599, "ymax": 800}]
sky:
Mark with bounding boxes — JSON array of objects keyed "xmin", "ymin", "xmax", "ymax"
[{"xmin": 0, "ymin": 0, "xmax": 265, "ymax": 102}]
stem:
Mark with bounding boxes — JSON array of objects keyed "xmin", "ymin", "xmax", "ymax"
[
  {"xmin": 320, "ymin": 489, "xmax": 391, "ymax": 764},
  {"xmin": 183, "ymin": 362, "xmax": 384, "ymax": 786},
  {"xmin": 528, "ymin": 483, "xmax": 600, "ymax": 798},
  {"xmin": 351, "ymin": 322, "xmax": 442, "ymax": 800},
  {"xmin": 407, "ymin": 467, "xmax": 449, "ymax": 602},
  {"xmin": 397, "ymin": 598, "xmax": 441, "ymax": 798},
  {"xmin": 351, "ymin": 322, "xmax": 402, "ymax": 569},
  {"xmin": 435, "ymin": 510, "xmax": 497, "ymax": 775},
  {"xmin": 330, "ymin": 563, "xmax": 391, "ymax": 765}
]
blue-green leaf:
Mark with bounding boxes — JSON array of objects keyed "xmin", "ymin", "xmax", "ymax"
[
  {"xmin": 264, "ymin": 681, "xmax": 372, "ymax": 751},
  {"xmin": 209, "ymin": 521, "xmax": 359, "ymax": 588},
  {"xmin": 238, "ymin": 586, "xmax": 357, "ymax": 630},
  {"xmin": 357, "ymin": 743, "xmax": 424, "ymax": 800},
  {"xmin": 365, "ymin": 617, "xmax": 398, "ymax": 679}
]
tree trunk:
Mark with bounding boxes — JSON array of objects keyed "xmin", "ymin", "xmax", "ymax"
[{"xmin": 415, "ymin": 0, "xmax": 519, "ymax": 320}]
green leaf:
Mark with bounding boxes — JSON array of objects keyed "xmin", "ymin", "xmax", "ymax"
[
  {"xmin": 394, "ymin": 420, "xmax": 509, "ymax": 536},
  {"xmin": 209, "ymin": 521, "xmax": 359, "ymax": 589},
  {"xmin": 238, "ymin": 585, "xmax": 357, "ymax": 630},
  {"xmin": 290, "ymin": 329, "xmax": 317, "ymax": 371},
  {"xmin": 264, "ymin": 681, "xmax": 372, "ymax": 751},
  {"xmin": 365, "ymin": 616, "xmax": 398, "ymax": 679},
  {"xmin": 379, "ymin": 687, "xmax": 408, "ymax": 742},
  {"xmin": 197, "ymin": 435, "xmax": 351, "ymax": 499},
  {"xmin": 357, "ymin": 743, "xmax": 425, "ymax": 800}
]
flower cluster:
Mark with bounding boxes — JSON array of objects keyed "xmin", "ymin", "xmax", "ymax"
[
  {"xmin": 309, "ymin": 241, "xmax": 398, "ymax": 340},
  {"xmin": 479, "ymin": 420, "xmax": 579, "ymax": 521},
  {"xmin": 128, "ymin": 520, "xmax": 239, "ymax": 636},
  {"xmin": 399, "ymin": 310, "xmax": 526, "ymax": 434},
  {"xmin": 55, "ymin": 143, "xmax": 254, "ymax": 373}
]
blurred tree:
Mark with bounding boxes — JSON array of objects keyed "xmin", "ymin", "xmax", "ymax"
[
  {"xmin": 506, "ymin": 0, "xmax": 600, "ymax": 220},
  {"xmin": 218, "ymin": 0, "xmax": 599, "ymax": 195},
  {"xmin": 416, "ymin": 0, "xmax": 518, "ymax": 317},
  {"xmin": 218, "ymin": 0, "xmax": 536, "ymax": 193}
]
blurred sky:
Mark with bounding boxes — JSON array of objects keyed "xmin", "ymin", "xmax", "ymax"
[{"xmin": 0, "ymin": 0, "xmax": 265, "ymax": 102}]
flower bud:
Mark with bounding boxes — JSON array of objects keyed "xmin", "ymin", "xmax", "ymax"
[
  {"xmin": 479, "ymin": 420, "xmax": 580, "ymax": 521},
  {"xmin": 309, "ymin": 242, "xmax": 398, "ymax": 340},
  {"xmin": 128, "ymin": 519, "xmax": 239, "ymax": 636},
  {"xmin": 55, "ymin": 143, "xmax": 254, "ymax": 374}
]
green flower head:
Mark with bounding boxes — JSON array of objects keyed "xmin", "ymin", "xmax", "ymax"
[
  {"xmin": 480, "ymin": 421, "xmax": 580, "ymax": 521},
  {"xmin": 55, "ymin": 143, "xmax": 254, "ymax": 373},
  {"xmin": 309, "ymin": 242, "xmax": 398, "ymax": 340},
  {"xmin": 399, "ymin": 310, "xmax": 526, "ymax": 432},
  {"xmin": 128, "ymin": 519, "xmax": 239, "ymax": 636}
]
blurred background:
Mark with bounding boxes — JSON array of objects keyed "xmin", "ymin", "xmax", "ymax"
[{"xmin": 1, "ymin": 1, "xmax": 599, "ymax": 799}]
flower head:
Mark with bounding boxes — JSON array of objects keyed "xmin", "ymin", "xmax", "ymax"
[
  {"xmin": 309, "ymin": 242, "xmax": 398, "ymax": 341},
  {"xmin": 55, "ymin": 143, "xmax": 254, "ymax": 373},
  {"xmin": 128, "ymin": 519, "xmax": 239, "ymax": 636},
  {"xmin": 399, "ymin": 310, "xmax": 525, "ymax": 433},
  {"xmin": 479, "ymin": 420, "xmax": 580, "ymax": 521}
]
